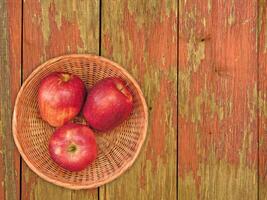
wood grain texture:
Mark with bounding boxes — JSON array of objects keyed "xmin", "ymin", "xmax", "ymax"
[
  {"xmin": 100, "ymin": 0, "xmax": 177, "ymax": 199},
  {"xmin": 22, "ymin": 0, "xmax": 99, "ymax": 199},
  {"xmin": 259, "ymin": 1, "xmax": 267, "ymax": 199},
  {"xmin": 179, "ymin": 0, "xmax": 258, "ymax": 199},
  {"xmin": 0, "ymin": 0, "xmax": 22, "ymax": 199}
]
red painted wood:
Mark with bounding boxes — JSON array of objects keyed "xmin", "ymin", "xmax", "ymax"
[
  {"xmin": 21, "ymin": 1, "xmax": 99, "ymax": 199},
  {"xmin": 0, "ymin": 1, "xmax": 21, "ymax": 199},
  {"xmin": 258, "ymin": 1, "xmax": 267, "ymax": 199},
  {"xmin": 179, "ymin": 0, "xmax": 258, "ymax": 199}
]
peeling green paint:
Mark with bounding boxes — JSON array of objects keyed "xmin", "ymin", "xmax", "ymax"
[
  {"xmin": 40, "ymin": 0, "xmax": 99, "ymax": 54},
  {"xmin": 192, "ymin": 86, "xmax": 257, "ymax": 200},
  {"xmin": 194, "ymin": 89, "xmax": 231, "ymax": 123},
  {"xmin": 247, "ymin": 84, "xmax": 258, "ymax": 121},
  {"xmin": 179, "ymin": 70, "xmax": 191, "ymax": 120},
  {"xmin": 102, "ymin": 1, "xmax": 129, "ymax": 61},
  {"xmin": 259, "ymin": 177, "xmax": 267, "ymax": 199},
  {"xmin": 192, "ymin": 94, "xmax": 202, "ymax": 123},
  {"xmin": 143, "ymin": 69, "xmax": 161, "ymax": 108},
  {"xmin": 198, "ymin": 148, "xmax": 257, "ymax": 200},
  {"xmin": 228, "ymin": 13, "xmax": 235, "ymax": 26},
  {"xmin": 190, "ymin": 119, "xmax": 256, "ymax": 199},
  {"xmin": 128, "ymin": 0, "xmax": 158, "ymax": 27},
  {"xmin": 168, "ymin": 66, "xmax": 178, "ymax": 84},
  {"xmin": 208, "ymin": 0, "xmax": 212, "ymax": 13},
  {"xmin": 29, "ymin": 178, "xmax": 71, "ymax": 200},
  {"xmin": 202, "ymin": 18, "xmax": 206, "ymax": 27},
  {"xmin": 210, "ymin": 94, "xmax": 216, "ymax": 117},
  {"xmin": 179, "ymin": 68, "xmax": 232, "ymax": 123},
  {"xmin": 258, "ymin": 0, "xmax": 266, "ymax": 35},
  {"xmin": 179, "ymin": 5, "xmax": 205, "ymax": 122},
  {"xmin": 187, "ymin": 34, "xmax": 205, "ymax": 72},
  {"xmin": 166, "ymin": 0, "xmax": 177, "ymax": 17},
  {"xmin": 228, "ymin": 0, "xmax": 235, "ymax": 26},
  {"xmin": 264, "ymin": 10, "xmax": 267, "ymax": 53},
  {"xmin": 179, "ymin": 0, "xmax": 183, "ymax": 17},
  {"xmin": 218, "ymin": 104, "xmax": 224, "ymax": 121},
  {"xmin": 129, "ymin": 0, "xmax": 161, "ymax": 16},
  {"xmin": 40, "ymin": 1, "xmax": 51, "ymax": 46},
  {"xmin": 259, "ymin": 90, "xmax": 267, "ymax": 118},
  {"xmin": 183, "ymin": 6, "xmax": 205, "ymax": 72},
  {"xmin": 259, "ymin": 137, "xmax": 264, "ymax": 148},
  {"xmin": 178, "ymin": 172, "xmax": 198, "ymax": 200},
  {"xmin": 127, "ymin": 0, "xmax": 176, "ymax": 26},
  {"xmin": 24, "ymin": 168, "xmax": 30, "ymax": 184}
]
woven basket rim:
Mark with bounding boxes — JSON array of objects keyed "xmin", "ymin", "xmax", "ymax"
[{"xmin": 12, "ymin": 54, "xmax": 148, "ymax": 189}]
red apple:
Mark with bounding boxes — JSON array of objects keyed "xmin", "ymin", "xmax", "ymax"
[
  {"xmin": 38, "ymin": 72, "xmax": 86, "ymax": 127},
  {"xmin": 83, "ymin": 77, "xmax": 133, "ymax": 131},
  {"xmin": 49, "ymin": 123, "xmax": 97, "ymax": 171}
]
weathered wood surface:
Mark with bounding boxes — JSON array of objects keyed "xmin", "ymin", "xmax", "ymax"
[
  {"xmin": 22, "ymin": 0, "xmax": 99, "ymax": 200},
  {"xmin": 0, "ymin": 0, "xmax": 22, "ymax": 200},
  {"xmin": 0, "ymin": 0, "xmax": 177, "ymax": 199},
  {"xmin": 179, "ymin": 0, "xmax": 258, "ymax": 199},
  {"xmin": 5, "ymin": 0, "xmax": 267, "ymax": 199},
  {"xmin": 100, "ymin": 0, "xmax": 177, "ymax": 200}
]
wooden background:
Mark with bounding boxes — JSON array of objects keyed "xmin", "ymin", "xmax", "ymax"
[
  {"xmin": 179, "ymin": 0, "xmax": 267, "ymax": 200},
  {"xmin": 0, "ymin": 0, "xmax": 177, "ymax": 200},
  {"xmin": 5, "ymin": 0, "xmax": 267, "ymax": 200}
]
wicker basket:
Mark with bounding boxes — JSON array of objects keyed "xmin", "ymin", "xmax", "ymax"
[{"xmin": 12, "ymin": 54, "xmax": 148, "ymax": 189}]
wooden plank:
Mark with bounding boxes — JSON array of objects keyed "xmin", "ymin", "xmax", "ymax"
[
  {"xmin": 0, "ymin": 0, "xmax": 22, "ymax": 200},
  {"xmin": 22, "ymin": 1, "xmax": 99, "ymax": 199},
  {"xmin": 179, "ymin": 0, "xmax": 258, "ymax": 199},
  {"xmin": 258, "ymin": 1, "xmax": 267, "ymax": 199},
  {"xmin": 100, "ymin": 0, "xmax": 177, "ymax": 199}
]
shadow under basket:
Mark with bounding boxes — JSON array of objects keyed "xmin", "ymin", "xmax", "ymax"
[{"xmin": 12, "ymin": 54, "xmax": 148, "ymax": 189}]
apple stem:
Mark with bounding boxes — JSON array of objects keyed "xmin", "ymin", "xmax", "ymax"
[
  {"xmin": 68, "ymin": 144, "xmax": 77, "ymax": 152},
  {"xmin": 61, "ymin": 73, "xmax": 71, "ymax": 82}
]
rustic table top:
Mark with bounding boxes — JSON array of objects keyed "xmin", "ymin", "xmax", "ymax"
[
  {"xmin": 180, "ymin": 0, "xmax": 267, "ymax": 200},
  {"xmin": 0, "ymin": 0, "xmax": 177, "ymax": 200},
  {"xmin": 5, "ymin": 0, "xmax": 267, "ymax": 200}
]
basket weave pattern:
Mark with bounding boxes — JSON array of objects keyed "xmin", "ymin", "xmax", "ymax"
[{"xmin": 12, "ymin": 54, "xmax": 148, "ymax": 189}]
